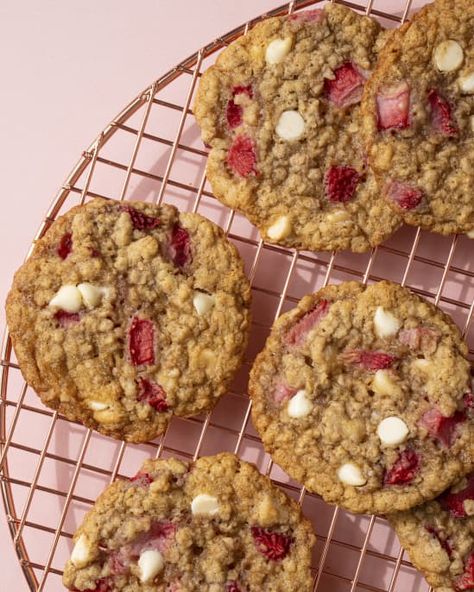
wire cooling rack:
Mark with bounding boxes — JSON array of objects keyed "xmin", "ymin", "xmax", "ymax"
[{"xmin": 1, "ymin": 0, "xmax": 473, "ymax": 590}]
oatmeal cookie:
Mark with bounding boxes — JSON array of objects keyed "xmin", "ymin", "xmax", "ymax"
[
  {"xmin": 249, "ymin": 281, "xmax": 473, "ymax": 515},
  {"xmin": 389, "ymin": 470, "xmax": 474, "ymax": 591},
  {"xmin": 63, "ymin": 453, "xmax": 315, "ymax": 592},
  {"xmin": 6, "ymin": 198, "xmax": 251, "ymax": 443},
  {"xmin": 361, "ymin": 0, "xmax": 474, "ymax": 235},
  {"xmin": 194, "ymin": 4, "xmax": 401, "ymax": 253}
]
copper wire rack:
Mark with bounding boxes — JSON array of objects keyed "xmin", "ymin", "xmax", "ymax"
[{"xmin": 1, "ymin": 0, "xmax": 473, "ymax": 590}]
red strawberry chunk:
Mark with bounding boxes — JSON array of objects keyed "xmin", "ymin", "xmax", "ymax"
[
  {"xmin": 398, "ymin": 326, "xmax": 440, "ymax": 354},
  {"xmin": 286, "ymin": 300, "xmax": 330, "ymax": 347},
  {"xmin": 325, "ymin": 165, "xmax": 360, "ymax": 203},
  {"xmin": 272, "ymin": 383, "xmax": 297, "ymax": 406},
  {"xmin": 439, "ymin": 473, "xmax": 474, "ymax": 518},
  {"xmin": 129, "ymin": 317, "xmax": 155, "ymax": 366},
  {"xmin": 384, "ymin": 449, "xmax": 420, "ymax": 486},
  {"xmin": 455, "ymin": 552, "xmax": 474, "ymax": 591},
  {"xmin": 425, "ymin": 525, "xmax": 453, "ymax": 558},
  {"xmin": 225, "ymin": 582, "xmax": 242, "ymax": 592},
  {"xmin": 341, "ymin": 349, "xmax": 397, "ymax": 371},
  {"xmin": 54, "ymin": 310, "xmax": 81, "ymax": 328},
  {"xmin": 227, "ymin": 135, "xmax": 257, "ymax": 177},
  {"xmin": 129, "ymin": 521, "xmax": 176, "ymax": 556},
  {"xmin": 121, "ymin": 205, "xmax": 160, "ymax": 230},
  {"xmin": 226, "ymin": 85, "xmax": 253, "ymax": 129},
  {"xmin": 251, "ymin": 526, "xmax": 293, "ymax": 561},
  {"xmin": 376, "ymin": 81, "xmax": 411, "ymax": 130},
  {"xmin": 289, "ymin": 9, "xmax": 324, "ymax": 22},
  {"xmin": 464, "ymin": 392, "xmax": 474, "ymax": 410},
  {"xmin": 386, "ymin": 181, "xmax": 423, "ymax": 210},
  {"xmin": 419, "ymin": 407, "xmax": 465, "ymax": 448},
  {"xmin": 428, "ymin": 89, "xmax": 458, "ymax": 137},
  {"xmin": 324, "ymin": 62, "xmax": 366, "ymax": 108},
  {"xmin": 129, "ymin": 471, "xmax": 153, "ymax": 487},
  {"xmin": 169, "ymin": 223, "xmax": 192, "ymax": 268},
  {"xmin": 57, "ymin": 232, "xmax": 73, "ymax": 259},
  {"xmin": 137, "ymin": 378, "xmax": 169, "ymax": 412}
]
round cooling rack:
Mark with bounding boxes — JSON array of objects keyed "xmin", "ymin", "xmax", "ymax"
[{"xmin": 1, "ymin": 0, "xmax": 473, "ymax": 590}]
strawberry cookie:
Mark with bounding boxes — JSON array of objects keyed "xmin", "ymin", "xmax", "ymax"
[
  {"xmin": 63, "ymin": 453, "xmax": 315, "ymax": 592},
  {"xmin": 194, "ymin": 4, "xmax": 401, "ymax": 253},
  {"xmin": 361, "ymin": 0, "xmax": 474, "ymax": 235},
  {"xmin": 249, "ymin": 281, "xmax": 473, "ymax": 514},
  {"xmin": 390, "ymin": 470, "xmax": 474, "ymax": 591},
  {"xmin": 6, "ymin": 199, "xmax": 251, "ymax": 442}
]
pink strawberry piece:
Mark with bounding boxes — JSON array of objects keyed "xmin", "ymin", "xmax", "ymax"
[
  {"xmin": 455, "ymin": 552, "xmax": 474, "ymax": 591},
  {"xmin": 272, "ymin": 383, "xmax": 297, "ymax": 406},
  {"xmin": 439, "ymin": 473, "xmax": 474, "ymax": 518},
  {"xmin": 129, "ymin": 471, "xmax": 153, "ymax": 487},
  {"xmin": 129, "ymin": 521, "xmax": 176, "ymax": 556},
  {"xmin": 285, "ymin": 300, "xmax": 330, "ymax": 347},
  {"xmin": 54, "ymin": 310, "xmax": 80, "ymax": 328},
  {"xmin": 463, "ymin": 392, "xmax": 474, "ymax": 410},
  {"xmin": 227, "ymin": 135, "xmax": 257, "ymax": 177},
  {"xmin": 225, "ymin": 583, "xmax": 241, "ymax": 592},
  {"xmin": 419, "ymin": 407, "xmax": 465, "ymax": 448},
  {"xmin": 251, "ymin": 526, "xmax": 293, "ymax": 561},
  {"xmin": 425, "ymin": 525, "xmax": 453, "ymax": 558},
  {"xmin": 169, "ymin": 223, "xmax": 192, "ymax": 268},
  {"xmin": 341, "ymin": 350, "xmax": 397, "ymax": 371},
  {"xmin": 376, "ymin": 81, "xmax": 411, "ymax": 130},
  {"xmin": 386, "ymin": 181, "xmax": 423, "ymax": 210},
  {"xmin": 384, "ymin": 449, "xmax": 420, "ymax": 486},
  {"xmin": 398, "ymin": 326, "xmax": 440, "ymax": 354},
  {"xmin": 324, "ymin": 62, "xmax": 366, "ymax": 108},
  {"xmin": 121, "ymin": 205, "xmax": 160, "ymax": 230},
  {"xmin": 57, "ymin": 232, "xmax": 73, "ymax": 259},
  {"xmin": 325, "ymin": 165, "xmax": 360, "ymax": 203},
  {"xmin": 137, "ymin": 378, "xmax": 169, "ymax": 412},
  {"xmin": 129, "ymin": 317, "xmax": 155, "ymax": 366},
  {"xmin": 226, "ymin": 85, "xmax": 253, "ymax": 129},
  {"xmin": 289, "ymin": 9, "xmax": 324, "ymax": 22},
  {"xmin": 428, "ymin": 89, "xmax": 458, "ymax": 137}
]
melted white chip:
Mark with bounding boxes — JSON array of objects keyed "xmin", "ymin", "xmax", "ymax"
[
  {"xmin": 467, "ymin": 228, "xmax": 474, "ymax": 239},
  {"xmin": 49, "ymin": 285, "xmax": 82, "ymax": 313},
  {"xmin": 77, "ymin": 283, "xmax": 105, "ymax": 308},
  {"xmin": 275, "ymin": 110, "xmax": 305, "ymax": 141},
  {"xmin": 71, "ymin": 534, "xmax": 90, "ymax": 567},
  {"xmin": 265, "ymin": 37, "xmax": 292, "ymax": 64},
  {"xmin": 193, "ymin": 291, "xmax": 215, "ymax": 316},
  {"xmin": 377, "ymin": 416, "xmax": 409, "ymax": 446},
  {"xmin": 458, "ymin": 72, "xmax": 474, "ymax": 94},
  {"xmin": 88, "ymin": 400, "xmax": 109, "ymax": 411},
  {"xmin": 337, "ymin": 463, "xmax": 367, "ymax": 487},
  {"xmin": 191, "ymin": 493, "xmax": 220, "ymax": 516},
  {"xmin": 434, "ymin": 40, "xmax": 464, "ymax": 72},
  {"xmin": 373, "ymin": 307, "xmax": 400, "ymax": 338},
  {"xmin": 287, "ymin": 389, "xmax": 313, "ymax": 418},
  {"xmin": 267, "ymin": 216, "xmax": 292, "ymax": 241},
  {"xmin": 372, "ymin": 369, "xmax": 396, "ymax": 396},
  {"xmin": 138, "ymin": 549, "xmax": 164, "ymax": 583}
]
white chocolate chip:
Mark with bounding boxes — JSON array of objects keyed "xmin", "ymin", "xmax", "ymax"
[
  {"xmin": 191, "ymin": 494, "xmax": 219, "ymax": 516},
  {"xmin": 49, "ymin": 285, "xmax": 82, "ymax": 313},
  {"xmin": 377, "ymin": 416, "xmax": 409, "ymax": 447},
  {"xmin": 87, "ymin": 400, "xmax": 109, "ymax": 411},
  {"xmin": 434, "ymin": 40, "xmax": 464, "ymax": 72},
  {"xmin": 77, "ymin": 283, "xmax": 105, "ymax": 308},
  {"xmin": 287, "ymin": 389, "xmax": 313, "ymax": 418},
  {"xmin": 71, "ymin": 534, "xmax": 91, "ymax": 568},
  {"xmin": 372, "ymin": 370, "xmax": 398, "ymax": 396},
  {"xmin": 192, "ymin": 291, "xmax": 215, "ymax": 316},
  {"xmin": 337, "ymin": 463, "xmax": 367, "ymax": 487},
  {"xmin": 266, "ymin": 216, "xmax": 292, "ymax": 241},
  {"xmin": 471, "ymin": 115, "xmax": 474, "ymax": 133},
  {"xmin": 265, "ymin": 37, "xmax": 292, "ymax": 65},
  {"xmin": 275, "ymin": 110, "xmax": 305, "ymax": 141},
  {"xmin": 467, "ymin": 228, "xmax": 474, "ymax": 239},
  {"xmin": 458, "ymin": 72, "xmax": 474, "ymax": 94},
  {"xmin": 373, "ymin": 307, "xmax": 400, "ymax": 339},
  {"xmin": 412, "ymin": 358, "xmax": 430, "ymax": 371},
  {"xmin": 138, "ymin": 549, "xmax": 164, "ymax": 583}
]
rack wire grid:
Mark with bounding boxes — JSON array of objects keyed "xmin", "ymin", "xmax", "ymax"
[{"xmin": 1, "ymin": 0, "xmax": 473, "ymax": 590}]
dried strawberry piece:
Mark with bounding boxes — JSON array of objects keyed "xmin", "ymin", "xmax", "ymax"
[
  {"xmin": 341, "ymin": 350, "xmax": 397, "ymax": 371},
  {"xmin": 121, "ymin": 205, "xmax": 160, "ymax": 230},
  {"xmin": 463, "ymin": 392, "xmax": 474, "ymax": 410},
  {"xmin": 251, "ymin": 526, "xmax": 293, "ymax": 561},
  {"xmin": 227, "ymin": 135, "xmax": 257, "ymax": 177},
  {"xmin": 428, "ymin": 89, "xmax": 458, "ymax": 137},
  {"xmin": 272, "ymin": 383, "xmax": 297, "ymax": 406},
  {"xmin": 57, "ymin": 232, "xmax": 73, "ymax": 259},
  {"xmin": 129, "ymin": 521, "xmax": 176, "ymax": 556},
  {"xmin": 455, "ymin": 552, "xmax": 474, "ymax": 591},
  {"xmin": 285, "ymin": 300, "xmax": 330, "ymax": 347},
  {"xmin": 425, "ymin": 525, "xmax": 453, "ymax": 558},
  {"xmin": 226, "ymin": 85, "xmax": 253, "ymax": 129},
  {"xmin": 384, "ymin": 449, "xmax": 420, "ymax": 486},
  {"xmin": 376, "ymin": 81, "xmax": 411, "ymax": 130},
  {"xmin": 324, "ymin": 62, "xmax": 366, "ymax": 108},
  {"xmin": 54, "ymin": 310, "xmax": 81, "ymax": 328},
  {"xmin": 386, "ymin": 181, "xmax": 423, "ymax": 210},
  {"xmin": 225, "ymin": 582, "xmax": 242, "ymax": 592},
  {"xmin": 129, "ymin": 471, "xmax": 153, "ymax": 487},
  {"xmin": 129, "ymin": 316, "xmax": 155, "ymax": 366},
  {"xmin": 137, "ymin": 378, "xmax": 169, "ymax": 412},
  {"xmin": 168, "ymin": 223, "xmax": 192, "ymax": 268},
  {"xmin": 289, "ymin": 9, "xmax": 324, "ymax": 22},
  {"xmin": 439, "ymin": 473, "xmax": 474, "ymax": 518},
  {"xmin": 108, "ymin": 548, "xmax": 128, "ymax": 575},
  {"xmin": 398, "ymin": 326, "xmax": 440, "ymax": 354},
  {"xmin": 325, "ymin": 165, "xmax": 360, "ymax": 203},
  {"xmin": 419, "ymin": 407, "xmax": 465, "ymax": 448}
]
